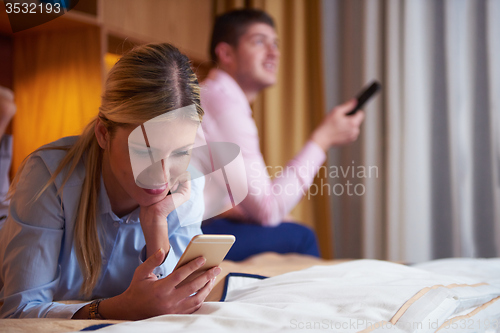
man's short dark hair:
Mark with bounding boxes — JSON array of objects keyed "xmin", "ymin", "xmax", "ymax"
[{"xmin": 210, "ymin": 8, "xmax": 275, "ymax": 63}]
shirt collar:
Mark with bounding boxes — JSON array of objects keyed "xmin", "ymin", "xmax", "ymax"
[
  {"xmin": 207, "ymin": 68, "xmax": 251, "ymax": 114},
  {"xmin": 98, "ymin": 175, "xmax": 140, "ymax": 223}
]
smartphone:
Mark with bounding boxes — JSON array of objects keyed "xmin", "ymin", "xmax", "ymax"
[
  {"xmin": 174, "ymin": 234, "xmax": 235, "ymax": 282},
  {"xmin": 346, "ymin": 80, "xmax": 381, "ymax": 116}
]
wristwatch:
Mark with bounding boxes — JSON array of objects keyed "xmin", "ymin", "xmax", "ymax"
[{"xmin": 89, "ymin": 298, "xmax": 105, "ymax": 319}]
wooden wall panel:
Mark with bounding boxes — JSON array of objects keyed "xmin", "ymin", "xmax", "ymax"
[
  {"xmin": 102, "ymin": 0, "xmax": 213, "ymax": 62},
  {"xmin": 12, "ymin": 27, "xmax": 102, "ymax": 174}
]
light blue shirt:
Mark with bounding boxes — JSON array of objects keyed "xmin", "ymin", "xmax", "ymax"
[{"xmin": 0, "ymin": 136, "xmax": 204, "ymax": 318}]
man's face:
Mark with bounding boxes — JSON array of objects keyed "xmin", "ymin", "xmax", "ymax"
[{"xmin": 233, "ymin": 23, "xmax": 280, "ymax": 92}]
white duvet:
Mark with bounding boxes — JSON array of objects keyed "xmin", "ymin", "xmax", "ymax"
[{"xmin": 80, "ymin": 259, "xmax": 500, "ymax": 333}]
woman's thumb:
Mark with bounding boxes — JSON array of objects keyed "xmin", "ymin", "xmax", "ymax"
[{"xmin": 137, "ymin": 248, "xmax": 165, "ymax": 278}]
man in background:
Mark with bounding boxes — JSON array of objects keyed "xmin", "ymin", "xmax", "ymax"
[
  {"xmin": 200, "ymin": 9, "xmax": 364, "ymax": 260},
  {"xmin": 0, "ymin": 86, "xmax": 16, "ymax": 228}
]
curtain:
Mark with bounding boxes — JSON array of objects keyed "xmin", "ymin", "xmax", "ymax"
[
  {"xmin": 12, "ymin": 27, "xmax": 102, "ymax": 174},
  {"xmin": 214, "ymin": 0, "xmax": 333, "ymax": 257},
  {"xmin": 322, "ymin": 0, "xmax": 500, "ymax": 262}
]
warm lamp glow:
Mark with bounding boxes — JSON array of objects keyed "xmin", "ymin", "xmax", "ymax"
[
  {"xmin": 12, "ymin": 28, "xmax": 102, "ymax": 174},
  {"xmin": 105, "ymin": 53, "xmax": 121, "ymax": 74}
]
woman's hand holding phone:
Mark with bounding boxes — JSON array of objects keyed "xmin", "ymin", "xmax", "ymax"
[{"xmin": 88, "ymin": 249, "xmax": 221, "ymax": 320}]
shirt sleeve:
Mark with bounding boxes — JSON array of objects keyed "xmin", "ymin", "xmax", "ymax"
[
  {"xmin": 202, "ymin": 92, "xmax": 326, "ymax": 226},
  {"xmin": 0, "ymin": 155, "xmax": 87, "ymax": 319}
]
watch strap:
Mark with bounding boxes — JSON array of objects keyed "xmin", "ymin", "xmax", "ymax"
[{"xmin": 88, "ymin": 298, "xmax": 105, "ymax": 319}]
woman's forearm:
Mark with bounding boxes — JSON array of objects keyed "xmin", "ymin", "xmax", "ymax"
[
  {"xmin": 72, "ymin": 294, "xmax": 133, "ymax": 320},
  {"xmin": 140, "ymin": 211, "xmax": 170, "ymax": 259}
]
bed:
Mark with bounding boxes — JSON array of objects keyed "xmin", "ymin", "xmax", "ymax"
[{"xmin": 1, "ymin": 253, "xmax": 499, "ymax": 333}]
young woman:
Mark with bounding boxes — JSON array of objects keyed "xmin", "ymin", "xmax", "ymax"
[{"xmin": 0, "ymin": 43, "xmax": 220, "ymax": 320}]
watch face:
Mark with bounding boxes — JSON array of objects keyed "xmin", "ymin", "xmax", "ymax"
[
  {"xmin": 89, "ymin": 299, "xmax": 103, "ymax": 320},
  {"xmin": 4, "ymin": 1, "xmax": 80, "ymax": 33}
]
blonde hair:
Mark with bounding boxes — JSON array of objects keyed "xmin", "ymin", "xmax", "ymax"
[{"xmin": 9, "ymin": 43, "xmax": 203, "ymax": 297}]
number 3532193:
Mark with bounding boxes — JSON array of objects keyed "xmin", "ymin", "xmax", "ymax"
[{"xmin": 5, "ymin": 2, "xmax": 62, "ymax": 14}]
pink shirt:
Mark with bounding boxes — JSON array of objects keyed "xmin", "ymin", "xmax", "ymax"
[{"xmin": 200, "ymin": 69, "xmax": 326, "ymax": 226}]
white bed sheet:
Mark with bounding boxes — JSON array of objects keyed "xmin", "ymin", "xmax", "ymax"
[{"xmin": 72, "ymin": 259, "xmax": 500, "ymax": 333}]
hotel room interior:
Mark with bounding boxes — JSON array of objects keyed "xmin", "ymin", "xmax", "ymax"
[{"xmin": 0, "ymin": 0, "xmax": 499, "ymax": 332}]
